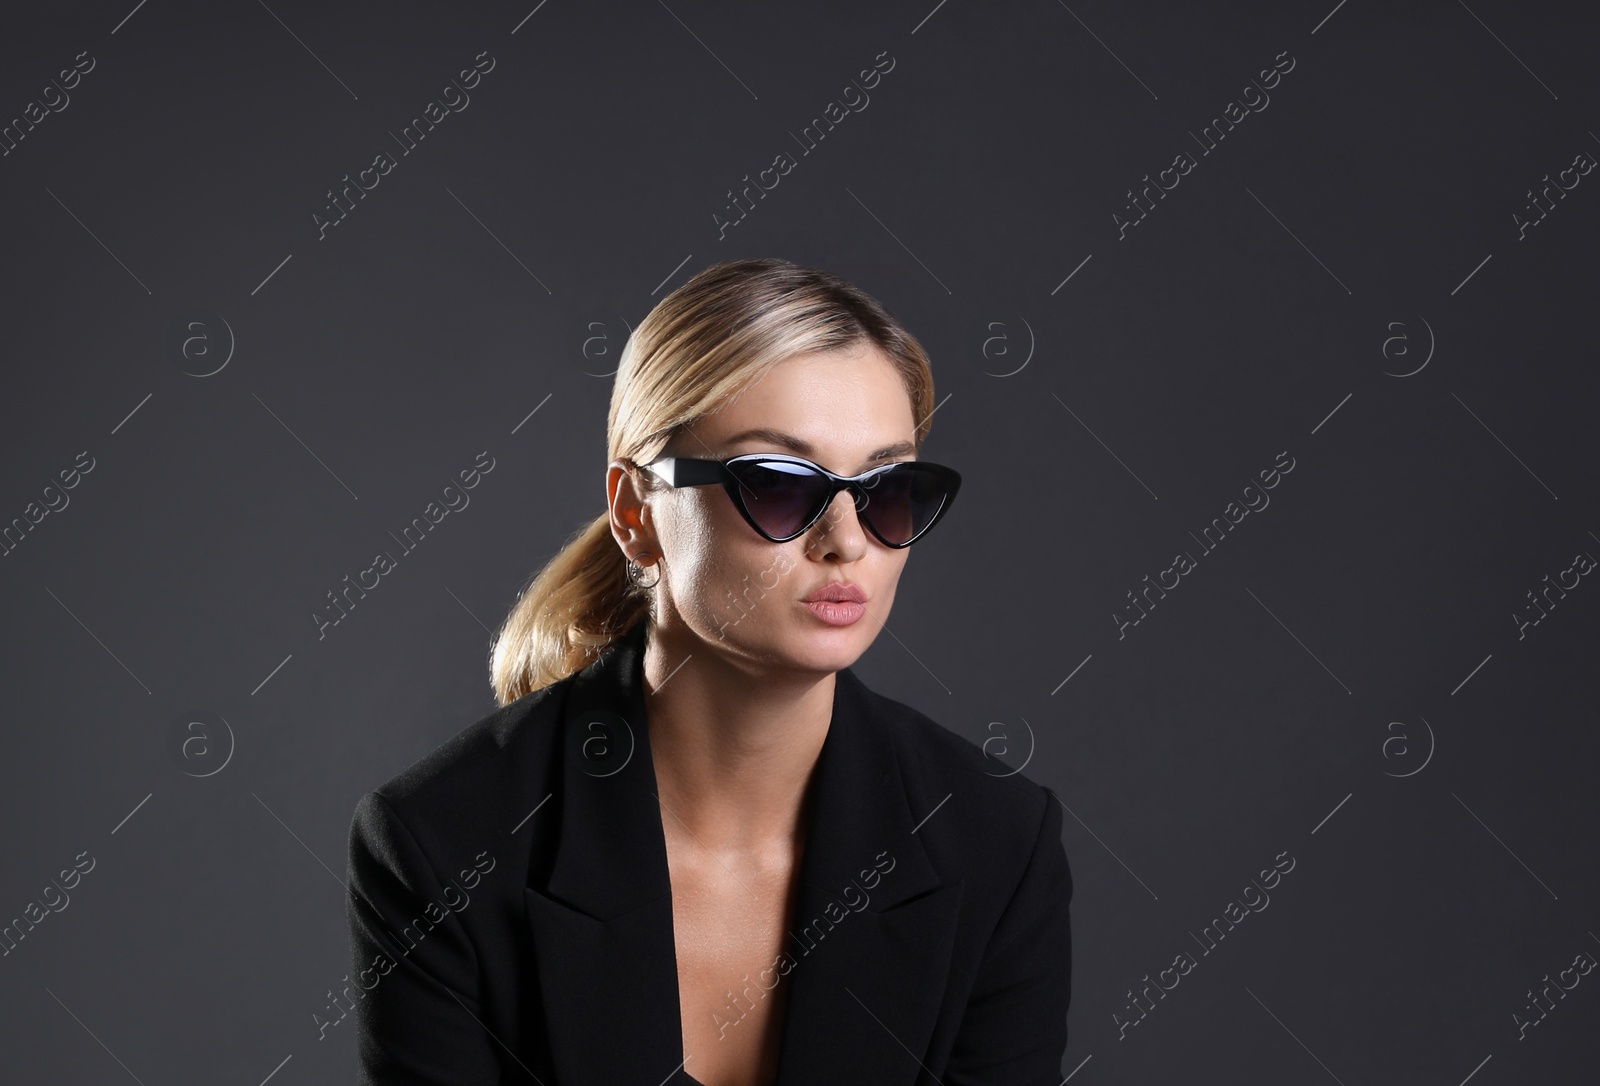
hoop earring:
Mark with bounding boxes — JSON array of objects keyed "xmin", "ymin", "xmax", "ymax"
[{"xmin": 625, "ymin": 550, "xmax": 661, "ymax": 589}]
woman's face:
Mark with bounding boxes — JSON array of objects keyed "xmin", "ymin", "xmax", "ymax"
[{"xmin": 613, "ymin": 343, "xmax": 919, "ymax": 675}]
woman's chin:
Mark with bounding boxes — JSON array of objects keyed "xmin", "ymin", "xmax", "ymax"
[{"xmin": 781, "ymin": 623, "xmax": 871, "ymax": 670}]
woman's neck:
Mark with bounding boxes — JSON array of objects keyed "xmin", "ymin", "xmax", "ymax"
[{"xmin": 641, "ymin": 626, "xmax": 833, "ymax": 852}]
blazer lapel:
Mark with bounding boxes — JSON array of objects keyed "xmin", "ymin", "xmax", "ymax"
[
  {"xmin": 523, "ymin": 624, "xmax": 961, "ymax": 1086},
  {"xmin": 523, "ymin": 622, "xmax": 683, "ymax": 1085},
  {"xmin": 772, "ymin": 665, "xmax": 962, "ymax": 1085}
]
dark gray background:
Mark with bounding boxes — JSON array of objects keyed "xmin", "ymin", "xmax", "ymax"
[{"xmin": 2, "ymin": 1, "xmax": 1597, "ymax": 1083}]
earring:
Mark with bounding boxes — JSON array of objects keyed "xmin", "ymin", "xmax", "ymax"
[{"xmin": 625, "ymin": 550, "xmax": 661, "ymax": 589}]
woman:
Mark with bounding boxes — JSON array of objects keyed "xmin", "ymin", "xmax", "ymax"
[{"xmin": 344, "ymin": 258, "xmax": 1073, "ymax": 1085}]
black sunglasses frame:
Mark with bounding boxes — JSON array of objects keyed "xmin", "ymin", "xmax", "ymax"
[{"xmin": 639, "ymin": 452, "xmax": 961, "ymax": 548}]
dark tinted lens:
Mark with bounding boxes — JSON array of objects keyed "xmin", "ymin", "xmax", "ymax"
[
  {"xmin": 729, "ymin": 459, "xmax": 830, "ymax": 539},
  {"xmin": 859, "ymin": 463, "xmax": 950, "ymax": 545}
]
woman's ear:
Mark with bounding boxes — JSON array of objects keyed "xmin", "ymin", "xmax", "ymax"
[{"xmin": 606, "ymin": 460, "xmax": 655, "ymax": 550}]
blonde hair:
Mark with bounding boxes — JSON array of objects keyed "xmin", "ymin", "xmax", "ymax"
[{"xmin": 488, "ymin": 258, "xmax": 939, "ymax": 705}]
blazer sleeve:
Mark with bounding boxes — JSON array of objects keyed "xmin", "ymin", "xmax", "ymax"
[
  {"xmin": 345, "ymin": 789, "xmax": 504, "ymax": 1085},
  {"xmin": 944, "ymin": 785, "xmax": 1074, "ymax": 1084}
]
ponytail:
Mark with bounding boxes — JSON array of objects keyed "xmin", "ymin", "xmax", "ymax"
[{"xmin": 488, "ymin": 513, "xmax": 650, "ymax": 705}]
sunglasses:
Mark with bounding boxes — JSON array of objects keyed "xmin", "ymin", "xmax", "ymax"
[{"xmin": 640, "ymin": 452, "xmax": 961, "ymax": 548}]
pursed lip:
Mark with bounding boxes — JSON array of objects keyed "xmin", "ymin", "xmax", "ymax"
[{"xmin": 803, "ymin": 581, "xmax": 867, "ymax": 604}]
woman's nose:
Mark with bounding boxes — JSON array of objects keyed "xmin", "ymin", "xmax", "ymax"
[{"xmin": 809, "ymin": 490, "xmax": 869, "ymax": 549}]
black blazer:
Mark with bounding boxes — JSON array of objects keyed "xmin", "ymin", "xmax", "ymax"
[{"xmin": 344, "ymin": 621, "xmax": 1073, "ymax": 1084}]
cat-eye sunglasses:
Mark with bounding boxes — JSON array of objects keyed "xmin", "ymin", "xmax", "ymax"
[{"xmin": 638, "ymin": 452, "xmax": 961, "ymax": 548}]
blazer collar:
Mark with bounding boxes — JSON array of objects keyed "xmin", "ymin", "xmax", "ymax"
[{"xmin": 524, "ymin": 622, "xmax": 964, "ymax": 1085}]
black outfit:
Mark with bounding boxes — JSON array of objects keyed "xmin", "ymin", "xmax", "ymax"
[{"xmin": 345, "ymin": 621, "xmax": 1073, "ymax": 1084}]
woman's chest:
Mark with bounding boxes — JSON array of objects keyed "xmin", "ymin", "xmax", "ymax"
[{"xmin": 667, "ymin": 847, "xmax": 804, "ymax": 1086}]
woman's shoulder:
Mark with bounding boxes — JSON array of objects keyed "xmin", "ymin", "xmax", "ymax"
[
  {"xmin": 349, "ymin": 678, "xmax": 573, "ymax": 860},
  {"xmin": 836, "ymin": 668, "xmax": 1071, "ymax": 945},
  {"xmin": 841, "ymin": 669, "xmax": 1061, "ymax": 863}
]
